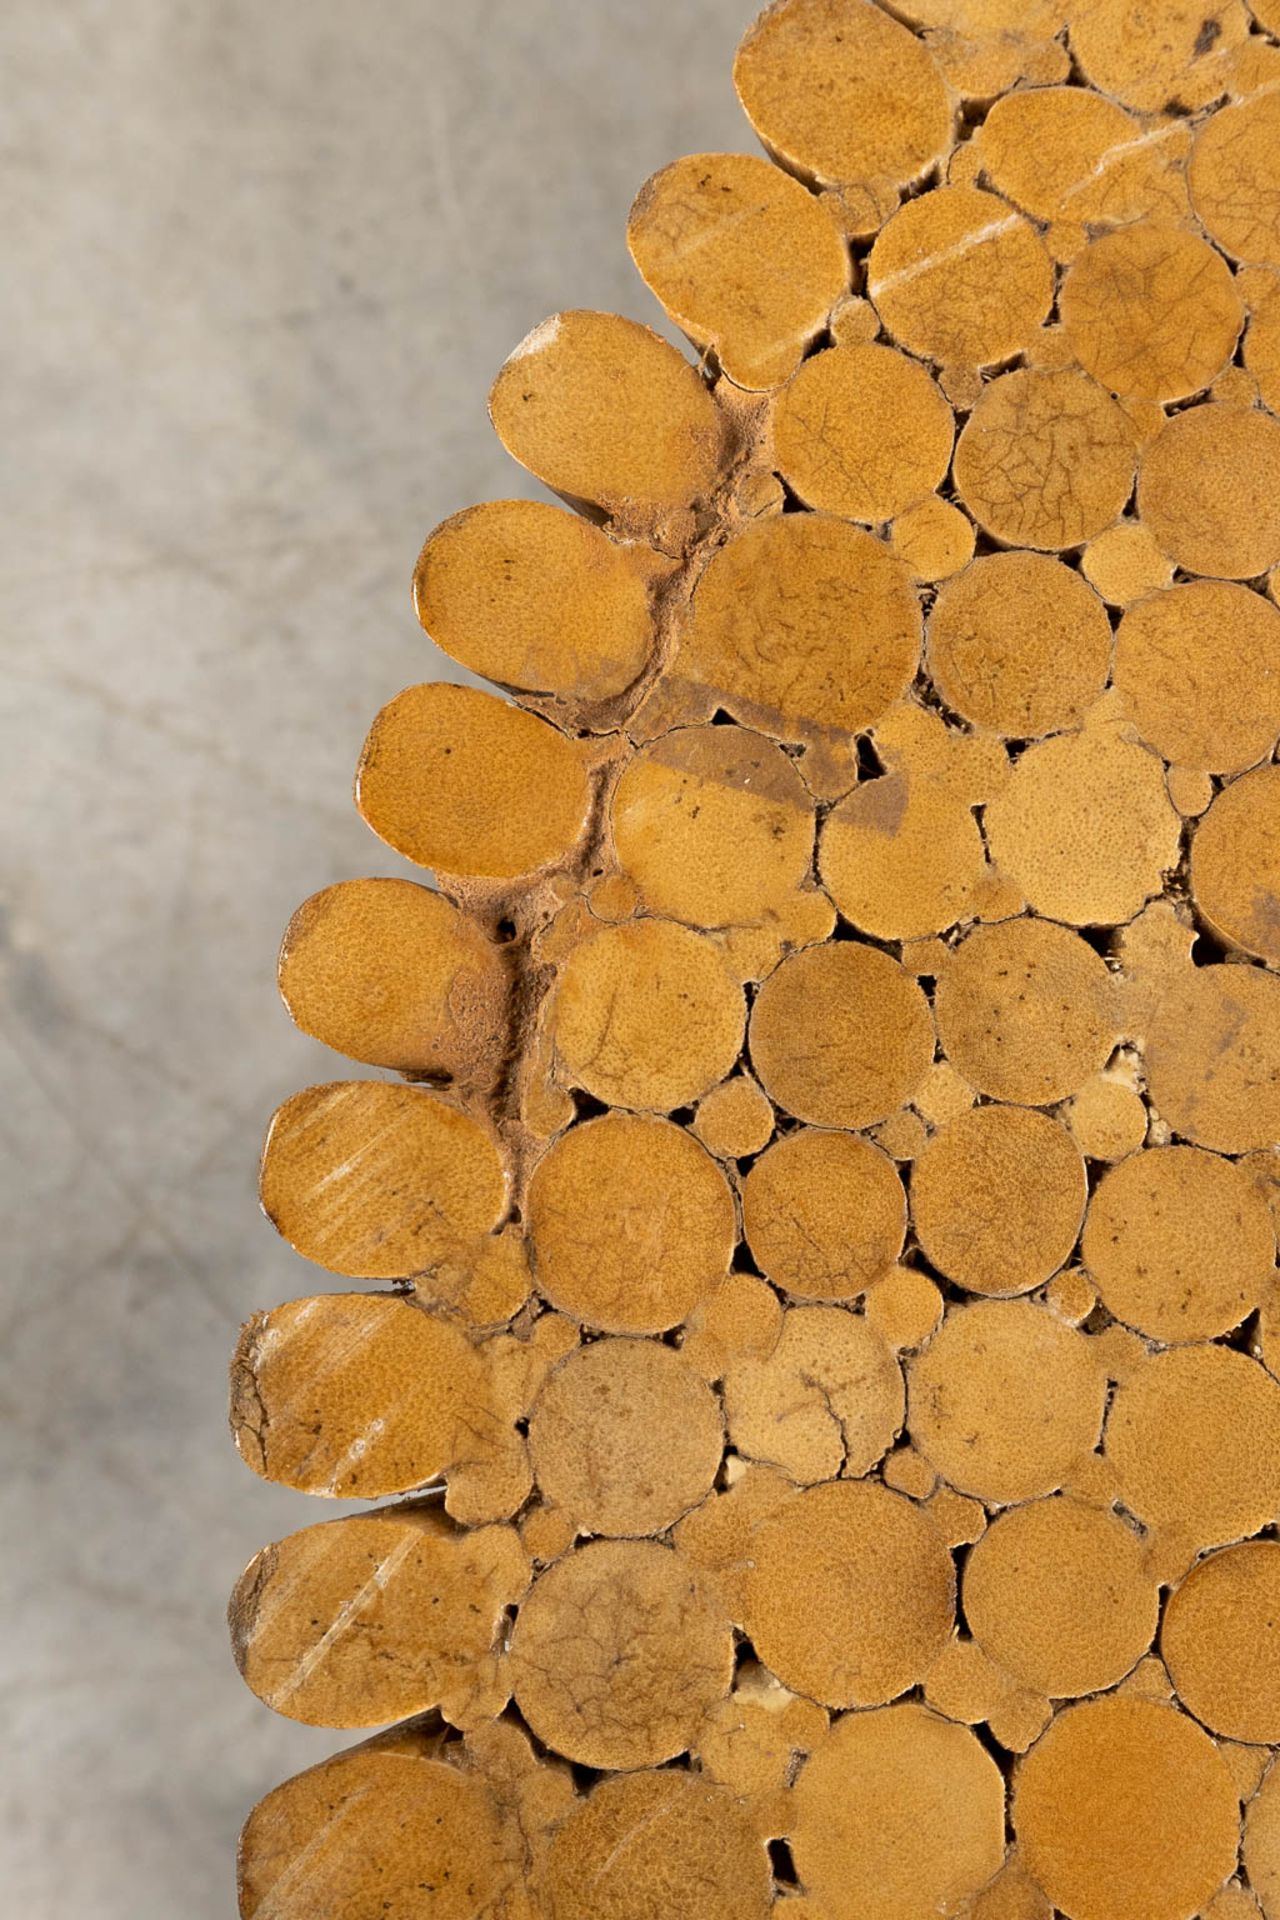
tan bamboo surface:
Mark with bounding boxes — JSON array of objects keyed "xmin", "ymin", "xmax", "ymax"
[{"xmin": 231, "ymin": 3, "xmax": 1280, "ymax": 1915}]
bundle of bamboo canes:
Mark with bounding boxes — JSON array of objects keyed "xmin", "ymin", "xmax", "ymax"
[{"xmin": 230, "ymin": 3, "xmax": 1280, "ymax": 1915}]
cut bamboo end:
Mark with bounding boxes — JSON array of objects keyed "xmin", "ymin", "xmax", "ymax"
[
  {"xmin": 355, "ymin": 681, "xmax": 593, "ymax": 880},
  {"xmin": 1014, "ymin": 1697, "xmax": 1240, "ymax": 1920},
  {"xmin": 926, "ymin": 551, "xmax": 1112, "ymax": 739},
  {"xmin": 1125, "ymin": 570, "xmax": 1280, "ymax": 754},
  {"xmin": 550, "ymin": 917, "xmax": 746, "ymax": 1112},
  {"xmin": 258, "ymin": 1081, "xmax": 506, "ymax": 1279},
  {"xmin": 907, "ymin": 1298, "xmax": 1107, "ymax": 1506},
  {"xmin": 773, "ymin": 341, "xmax": 953, "ymax": 523},
  {"xmin": 817, "ymin": 767, "xmax": 990, "ymax": 941},
  {"xmin": 733, "ymin": 0, "xmax": 953, "ymax": 194},
  {"xmin": 964, "ymin": 1496, "xmax": 1160, "ymax": 1700},
  {"xmin": 1060, "ymin": 220, "xmax": 1243, "ymax": 403},
  {"xmin": 744, "ymin": 1478, "xmax": 955, "ymax": 1708},
  {"xmin": 973, "ymin": 86, "xmax": 1190, "ymax": 230},
  {"xmin": 413, "ymin": 499, "xmax": 654, "ymax": 708},
  {"xmin": 1107, "ymin": 1345, "xmax": 1280, "ymax": 1556},
  {"xmin": 230, "ymin": 1509, "xmax": 528, "ymax": 1729},
  {"xmin": 527, "ymin": 1337, "xmax": 724, "ymax": 1536},
  {"xmin": 889, "ymin": 491, "xmax": 974, "ymax": 579},
  {"xmin": 909, "ymin": 1104, "xmax": 1087, "ymax": 1299},
  {"xmin": 1081, "ymin": 1143, "xmax": 1273, "ymax": 1343},
  {"xmin": 981, "ymin": 724, "xmax": 1181, "ymax": 928},
  {"xmin": 541, "ymin": 1769, "xmax": 773, "ymax": 1919},
  {"xmin": 693, "ymin": 1071, "xmax": 775, "ymax": 1160},
  {"xmin": 525, "ymin": 1111, "xmax": 736, "ymax": 1332},
  {"xmin": 1144, "ymin": 965, "xmax": 1280, "ymax": 1153},
  {"xmin": 488, "ymin": 309, "xmax": 727, "ymax": 523},
  {"xmin": 791, "ymin": 1704, "xmax": 1005, "ymax": 1919},
  {"xmin": 610, "ymin": 722, "xmax": 817, "ymax": 928},
  {"xmin": 237, "ymin": 1733, "xmax": 539, "ymax": 1920},
  {"xmin": 1190, "ymin": 85, "xmax": 1280, "ymax": 265},
  {"xmin": 627, "ymin": 152, "xmax": 848, "ymax": 391},
  {"xmin": 1163, "ymin": 1541, "xmax": 1280, "ymax": 1744},
  {"xmin": 235, "ymin": 0, "xmax": 1280, "ymax": 1909},
  {"xmin": 1081, "ymin": 521, "xmax": 1174, "ymax": 607},
  {"xmin": 1137, "ymin": 402, "xmax": 1280, "ymax": 579},
  {"xmin": 742, "ymin": 1127, "xmax": 905, "ymax": 1300},
  {"xmin": 934, "ymin": 915, "xmax": 1118, "ymax": 1106},
  {"xmin": 749, "ymin": 941, "xmax": 934, "ymax": 1130},
  {"xmin": 277, "ymin": 878, "xmax": 510, "ymax": 1084},
  {"xmin": 1191, "ymin": 763, "xmax": 1280, "ymax": 961}
]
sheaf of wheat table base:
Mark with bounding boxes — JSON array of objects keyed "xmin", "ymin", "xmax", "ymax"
[{"xmin": 227, "ymin": 3, "xmax": 1280, "ymax": 1916}]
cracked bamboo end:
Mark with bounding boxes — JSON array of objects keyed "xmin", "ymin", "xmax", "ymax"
[
  {"xmin": 910, "ymin": 1104, "xmax": 1087, "ymax": 1298},
  {"xmin": 508, "ymin": 1537, "xmax": 735, "ymax": 1771},
  {"xmin": 525, "ymin": 1110, "xmax": 735, "ymax": 1331},
  {"xmin": 230, "ymin": 1290, "xmax": 522, "ymax": 1512},
  {"xmin": 927, "ymin": 550, "xmax": 1113, "ymax": 737},
  {"xmin": 663, "ymin": 511, "xmax": 922, "ymax": 767},
  {"xmin": 742, "ymin": 1126, "xmax": 905, "ymax": 1299},
  {"xmin": 233, "ymin": 0, "xmax": 1280, "ymax": 1912},
  {"xmin": 724, "ymin": 1303, "xmax": 904, "ymax": 1484},
  {"xmin": 956, "ymin": 367, "xmax": 1140, "ymax": 550},
  {"xmin": 773, "ymin": 341, "xmax": 954, "ymax": 523},
  {"xmin": 867, "ymin": 183, "xmax": 1054, "ymax": 370}
]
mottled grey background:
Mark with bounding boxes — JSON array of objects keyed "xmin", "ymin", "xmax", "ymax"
[{"xmin": 0, "ymin": 4, "xmax": 753, "ymax": 1913}]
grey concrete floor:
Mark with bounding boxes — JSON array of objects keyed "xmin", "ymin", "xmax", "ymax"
[{"xmin": 0, "ymin": 4, "xmax": 753, "ymax": 1912}]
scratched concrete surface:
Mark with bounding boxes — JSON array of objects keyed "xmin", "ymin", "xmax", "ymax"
[{"xmin": 0, "ymin": 4, "xmax": 751, "ymax": 1912}]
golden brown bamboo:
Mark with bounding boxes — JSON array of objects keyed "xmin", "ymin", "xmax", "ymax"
[{"xmin": 231, "ymin": 3, "xmax": 1280, "ymax": 1914}]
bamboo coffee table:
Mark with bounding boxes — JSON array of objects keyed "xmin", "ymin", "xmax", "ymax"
[{"xmin": 229, "ymin": 4, "xmax": 1280, "ymax": 1915}]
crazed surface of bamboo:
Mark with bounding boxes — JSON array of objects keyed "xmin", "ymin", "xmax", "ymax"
[{"xmin": 231, "ymin": 3, "xmax": 1280, "ymax": 1915}]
